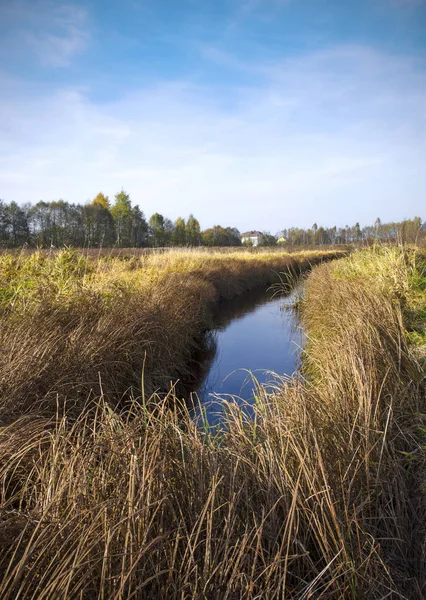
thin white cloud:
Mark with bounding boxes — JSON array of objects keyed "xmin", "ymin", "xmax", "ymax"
[
  {"xmin": 0, "ymin": 45, "xmax": 425, "ymax": 229},
  {"xmin": 1, "ymin": 1, "xmax": 90, "ymax": 67}
]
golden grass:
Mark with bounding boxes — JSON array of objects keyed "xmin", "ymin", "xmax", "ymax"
[
  {"xmin": 0, "ymin": 246, "xmax": 425, "ymax": 598},
  {"xmin": 0, "ymin": 247, "xmax": 341, "ymax": 421}
]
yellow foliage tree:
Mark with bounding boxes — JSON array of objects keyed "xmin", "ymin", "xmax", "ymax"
[{"xmin": 92, "ymin": 192, "xmax": 111, "ymax": 210}]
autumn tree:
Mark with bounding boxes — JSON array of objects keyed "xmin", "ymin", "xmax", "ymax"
[{"xmin": 92, "ymin": 192, "xmax": 111, "ymax": 210}]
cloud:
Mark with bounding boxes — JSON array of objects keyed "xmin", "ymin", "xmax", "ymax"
[
  {"xmin": 0, "ymin": 45, "xmax": 425, "ymax": 229},
  {"xmin": 1, "ymin": 1, "xmax": 90, "ymax": 67},
  {"xmin": 27, "ymin": 5, "xmax": 89, "ymax": 67}
]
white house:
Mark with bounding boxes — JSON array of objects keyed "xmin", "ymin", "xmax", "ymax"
[{"xmin": 241, "ymin": 230, "xmax": 263, "ymax": 246}]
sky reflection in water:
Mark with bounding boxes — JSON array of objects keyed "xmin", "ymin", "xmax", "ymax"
[{"xmin": 192, "ymin": 286, "xmax": 303, "ymax": 427}]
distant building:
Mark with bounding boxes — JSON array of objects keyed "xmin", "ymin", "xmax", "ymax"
[{"xmin": 241, "ymin": 230, "xmax": 263, "ymax": 246}]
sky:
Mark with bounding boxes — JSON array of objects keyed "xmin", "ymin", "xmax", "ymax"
[{"xmin": 0, "ymin": 0, "xmax": 425, "ymax": 232}]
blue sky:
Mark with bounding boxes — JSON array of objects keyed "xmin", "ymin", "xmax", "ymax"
[{"xmin": 1, "ymin": 0, "xmax": 425, "ymax": 231}]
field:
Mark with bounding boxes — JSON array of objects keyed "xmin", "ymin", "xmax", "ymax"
[{"xmin": 0, "ymin": 246, "xmax": 425, "ymax": 598}]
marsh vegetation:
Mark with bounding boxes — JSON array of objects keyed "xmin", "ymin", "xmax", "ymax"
[
  {"xmin": 0, "ymin": 247, "xmax": 337, "ymax": 420},
  {"xmin": 0, "ymin": 246, "xmax": 425, "ymax": 598}
]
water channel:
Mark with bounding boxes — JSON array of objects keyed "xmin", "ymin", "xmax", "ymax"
[{"xmin": 189, "ymin": 285, "xmax": 303, "ymax": 427}]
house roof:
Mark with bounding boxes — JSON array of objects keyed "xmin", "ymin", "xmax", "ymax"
[{"xmin": 241, "ymin": 230, "xmax": 262, "ymax": 237}]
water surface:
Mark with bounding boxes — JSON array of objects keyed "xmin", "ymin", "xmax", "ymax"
[{"xmin": 191, "ymin": 286, "xmax": 303, "ymax": 426}]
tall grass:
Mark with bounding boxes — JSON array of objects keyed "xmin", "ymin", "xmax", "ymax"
[
  {"xmin": 0, "ymin": 246, "xmax": 425, "ymax": 598},
  {"xmin": 0, "ymin": 247, "xmax": 341, "ymax": 421}
]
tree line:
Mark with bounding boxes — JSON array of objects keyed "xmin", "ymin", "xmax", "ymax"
[
  {"xmin": 0, "ymin": 191, "xmax": 241, "ymax": 248},
  {"xmin": 280, "ymin": 217, "xmax": 424, "ymax": 246},
  {"xmin": 0, "ymin": 191, "xmax": 423, "ymax": 248}
]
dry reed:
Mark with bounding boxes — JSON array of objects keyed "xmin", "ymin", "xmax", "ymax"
[
  {"xmin": 0, "ymin": 247, "xmax": 340, "ymax": 421},
  {"xmin": 0, "ymin": 246, "xmax": 424, "ymax": 598}
]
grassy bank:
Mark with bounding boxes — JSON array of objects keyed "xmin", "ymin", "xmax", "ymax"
[
  {"xmin": 0, "ymin": 247, "xmax": 340, "ymax": 421},
  {"xmin": 0, "ymin": 246, "xmax": 425, "ymax": 598}
]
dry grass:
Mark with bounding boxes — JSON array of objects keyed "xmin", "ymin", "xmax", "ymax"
[
  {"xmin": 0, "ymin": 244, "xmax": 353, "ymax": 258},
  {"xmin": 0, "ymin": 247, "xmax": 340, "ymax": 421},
  {"xmin": 0, "ymin": 246, "xmax": 425, "ymax": 598}
]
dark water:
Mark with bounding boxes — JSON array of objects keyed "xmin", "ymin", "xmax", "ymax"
[{"xmin": 190, "ymin": 286, "xmax": 303, "ymax": 426}]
